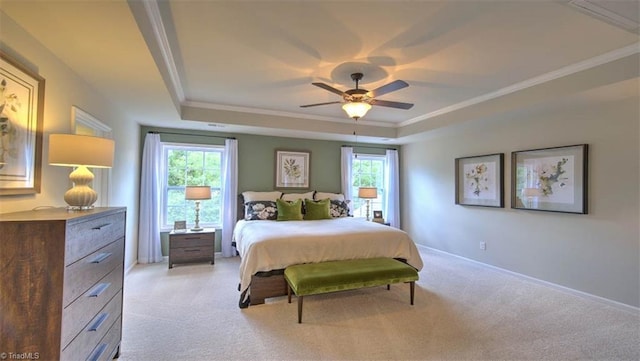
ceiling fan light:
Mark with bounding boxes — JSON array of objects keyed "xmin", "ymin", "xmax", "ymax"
[{"xmin": 342, "ymin": 102, "xmax": 372, "ymax": 119}]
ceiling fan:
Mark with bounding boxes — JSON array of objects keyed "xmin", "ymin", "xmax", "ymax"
[{"xmin": 300, "ymin": 73, "xmax": 413, "ymax": 120}]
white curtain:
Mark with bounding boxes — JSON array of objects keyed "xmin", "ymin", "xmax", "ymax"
[
  {"xmin": 341, "ymin": 146, "xmax": 354, "ymax": 212},
  {"xmin": 221, "ymin": 138, "xmax": 238, "ymax": 257},
  {"xmin": 384, "ymin": 149, "xmax": 400, "ymax": 228},
  {"xmin": 137, "ymin": 133, "xmax": 164, "ymax": 263}
]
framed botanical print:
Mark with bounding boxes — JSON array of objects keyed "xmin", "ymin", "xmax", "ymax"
[
  {"xmin": 455, "ymin": 153, "xmax": 504, "ymax": 208},
  {"xmin": 275, "ymin": 150, "xmax": 310, "ymax": 189},
  {"xmin": 0, "ymin": 51, "xmax": 45, "ymax": 195},
  {"xmin": 511, "ymin": 144, "xmax": 588, "ymax": 214}
]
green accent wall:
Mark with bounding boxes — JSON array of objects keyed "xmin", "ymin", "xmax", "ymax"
[
  {"xmin": 141, "ymin": 126, "xmax": 392, "ymax": 193},
  {"xmin": 140, "ymin": 125, "xmax": 394, "ymax": 253}
]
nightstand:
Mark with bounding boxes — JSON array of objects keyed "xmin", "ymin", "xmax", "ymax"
[{"xmin": 168, "ymin": 229, "xmax": 215, "ymax": 269}]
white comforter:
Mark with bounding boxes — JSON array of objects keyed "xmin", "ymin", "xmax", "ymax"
[{"xmin": 233, "ymin": 218, "xmax": 424, "ymax": 296}]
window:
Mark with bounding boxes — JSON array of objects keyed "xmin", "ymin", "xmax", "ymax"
[
  {"xmin": 162, "ymin": 143, "xmax": 223, "ymax": 229},
  {"xmin": 351, "ymin": 154, "xmax": 386, "ymax": 218}
]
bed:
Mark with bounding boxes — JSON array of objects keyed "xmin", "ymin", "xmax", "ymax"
[{"xmin": 233, "ymin": 216, "xmax": 424, "ymax": 308}]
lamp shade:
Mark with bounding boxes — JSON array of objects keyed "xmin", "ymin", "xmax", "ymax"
[
  {"xmin": 49, "ymin": 134, "xmax": 114, "ymax": 168},
  {"xmin": 342, "ymin": 102, "xmax": 372, "ymax": 119},
  {"xmin": 358, "ymin": 187, "xmax": 378, "ymax": 199},
  {"xmin": 185, "ymin": 186, "xmax": 211, "ymax": 200}
]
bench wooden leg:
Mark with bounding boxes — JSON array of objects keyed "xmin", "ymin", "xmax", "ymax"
[
  {"xmin": 297, "ymin": 296, "xmax": 304, "ymax": 324},
  {"xmin": 410, "ymin": 281, "xmax": 415, "ymax": 305},
  {"xmin": 387, "ymin": 284, "xmax": 390, "ymax": 290},
  {"xmin": 287, "ymin": 284, "xmax": 292, "ymax": 304}
]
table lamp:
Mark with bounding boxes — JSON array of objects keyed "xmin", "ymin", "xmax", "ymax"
[
  {"xmin": 48, "ymin": 134, "xmax": 114, "ymax": 210},
  {"xmin": 358, "ymin": 187, "xmax": 378, "ymax": 221},
  {"xmin": 185, "ymin": 186, "xmax": 211, "ymax": 231}
]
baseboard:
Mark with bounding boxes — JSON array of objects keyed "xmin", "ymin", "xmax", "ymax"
[
  {"xmin": 125, "ymin": 260, "xmax": 138, "ymax": 275},
  {"xmin": 418, "ymin": 244, "xmax": 639, "ymax": 315}
]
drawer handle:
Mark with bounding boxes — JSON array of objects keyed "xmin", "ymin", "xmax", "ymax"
[
  {"xmin": 88, "ymin": 283, "xmax": 111, "ymax": 298},
  {"xmin": 88, "ymin": 312, "xmax": 109, "ymax": 332},
  {"xmin": 87, "ymin": 343, "xmax": 108, "ymax": 361},
  {"xmin": 92, "ymin": 223, "xmax": 112, "ymax": 230},
  {"xmin": 90, "ymin": 252, "xmax": 112, "ymax": 264},
  {"xmin": 184, "ymin": 249, "xmax": 201, "ymax": 253},
  {"xmin": 184, "ymin": 236, "xmax": 203, "ymax": 240}
]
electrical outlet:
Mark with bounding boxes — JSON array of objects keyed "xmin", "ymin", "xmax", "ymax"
[{"xmin": 479, "ymin": 241, "xmax": 486, "ymax": 250}]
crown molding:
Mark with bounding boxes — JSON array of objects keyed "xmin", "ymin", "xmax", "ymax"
[
  {"xmin": 143, "ymin": 0, "xmax": 185, "ymax": 102},
  {"xmin": 400, "ymin": 43, "xmax": 640, "ymax": 127}
]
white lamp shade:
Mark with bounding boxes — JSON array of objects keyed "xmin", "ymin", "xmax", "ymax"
[
  {"xmin": 342, "ymin": 102, "xmax": 372, "ymax": 119},
  {"xmin": 185, "ymin": 186, "xmax": 211, "ymax": 200},
  {"xmin": 358, "ymin": 187, "xmax": 378, "ymax": 199},
  {"xmin": 49, "ymin": 134, "xmax": 114, "ymax": 168}
]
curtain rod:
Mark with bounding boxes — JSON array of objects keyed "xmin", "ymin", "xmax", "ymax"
[
  {"xmin": 342, "ymin": 144, "xmax": 397, "ymax": 151},
  {"xmin": 148, "ymin": 131, "xmax": 235, "ymax": 140}
]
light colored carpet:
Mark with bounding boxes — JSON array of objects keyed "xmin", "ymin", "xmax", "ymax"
[{"xmin": 119, "ymin": 248, "xmax": 639, "ymax": 360}]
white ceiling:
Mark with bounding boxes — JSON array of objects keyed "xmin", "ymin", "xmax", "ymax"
[{"xmin": 1, "ymin": 0, "xmax": 638, "ymax": 144}]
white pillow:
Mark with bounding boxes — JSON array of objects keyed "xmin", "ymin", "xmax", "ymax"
[
  {"xmin": 281, "ymin": 191, "xmax": 315, "ymax": 202},
  {"xmin": 314, "ymin": 192, "xmax": 345, "ymax": 201},
  {"xmin": 242, "ymin": 191, "xmax": 283, "ymax": 202}
]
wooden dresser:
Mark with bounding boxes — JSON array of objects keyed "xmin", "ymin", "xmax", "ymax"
[{"xmin": 0, "ymin": 207, "xmax": 126, "ymax": 361}]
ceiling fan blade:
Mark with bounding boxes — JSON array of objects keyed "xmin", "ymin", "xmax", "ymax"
[
  {"xmin": 368, "ymin": 80, "xmax": 409, "ymax": 98},
  {"xmin": 300, "ymin": 101, "xmax": 342, "ymax": 108},
  {"xmin": 312, "ymin": 82, "xmax": 346, "ymax": 96},
  {"xmin": 370, "ymin": 99, "xmax": 414, "ymax": 110}
]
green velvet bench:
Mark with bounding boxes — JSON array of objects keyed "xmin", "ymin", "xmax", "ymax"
[{"xmin": 284, "ymin": 258, "xmax": 419, "ymax": 323}]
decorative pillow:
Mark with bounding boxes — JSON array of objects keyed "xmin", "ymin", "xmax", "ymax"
[
  {"xmin": 329, "ymin": 199, "xmax": 351, "ymax": 218},
  {"xmin": 281, "ymin": 191, "xmax": 315, "ymax": 202},
  {"xmin": 314, "ymin": 192, "xmax": 345, "ymax": 201},
  {"xmin": 242, "ymin": 191, "xmax": 283, "ymax": 202},
  {"xmin": 303, "ymin": 198, "xmax": 331, "ymax": 220},
  {"xmin": 244, "ymin": 201, "xmax": 278, "ymax": 221},
  {"xmin": 276, "ymin": 198, "xmax": 303, "ymax": 221}
]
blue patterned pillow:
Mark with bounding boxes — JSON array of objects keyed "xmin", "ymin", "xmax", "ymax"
[
  {"xmin": 245, "ymin": 201, "xmax": 278, "ymax": 220},
  {"xmin": 329, "ymin": 199, "xmax": 351, "ymax": 218}
]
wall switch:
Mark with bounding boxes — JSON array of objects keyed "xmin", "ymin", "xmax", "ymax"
[{"xmin": 480, "ymin": 241, "xmax": 486, "ymax": 250}]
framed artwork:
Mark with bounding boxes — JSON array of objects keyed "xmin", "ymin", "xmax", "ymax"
[
  {"xmin": 373, "ymin": 210, "xmax": 383, "ymax": 219},
  {"xmin": 455, "ymin": 153, "xmax": 504, "ymax": 208},
  {"xmin": 173, "ymin": 220, "xmax": 187, "ymax": 232},
  {"xmin": 511, "ymin": 144, "xmax": 588, "ymax": 214},
  {"xmin": 0, "ymin": 51, "xmax": 45, "ymax": 195},
  {"xmin": 275, "ymin": 150, "xmax": 310, "ymax": 189}
]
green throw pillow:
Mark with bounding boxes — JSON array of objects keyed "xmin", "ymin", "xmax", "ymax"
[
  {"xmin": 276, "ymin": 198, "xmax": 303, "ymax": 221},
  {"xmin": 303, "ymin": 198, "xmax": 331, "ymax": 220}
]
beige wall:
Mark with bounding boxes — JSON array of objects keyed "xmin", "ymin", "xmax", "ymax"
[
  {"xmin": 0, "ymin": 12, "xmax": 140, "ymax": 271},
  {"xmin": 401, "ymin": 90, "xmax": 639, "ymax": 307}
]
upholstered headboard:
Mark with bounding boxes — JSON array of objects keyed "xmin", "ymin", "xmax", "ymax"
[{"xmin": 237, "ymin": 194, "xmax": 245, "ymax": 222}]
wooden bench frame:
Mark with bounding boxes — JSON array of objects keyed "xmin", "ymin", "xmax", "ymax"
[{"xmin": 284, "ymin": 258, "xmax": 418, "ymax": 323}]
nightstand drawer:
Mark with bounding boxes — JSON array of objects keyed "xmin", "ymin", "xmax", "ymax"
[
  {"xmin": 170, "ymin": 234, "xmax": 212, "ymax": 248},
  {"xmin": 170, "ymin": 246, "xmax": 214, "ymax": 261}
]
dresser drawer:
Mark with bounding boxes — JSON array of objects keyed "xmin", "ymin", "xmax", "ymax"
[
  {"xmin": 66, "ymin": 212, "xmax": 126, "ymax": 265},
  {"xmin": 61, "ymin": 289, "xmax": 122, "ymax": 361},
  {"xmin": 86, "ymin": 315, "xmax": 122, "ymax": 361},
  {"xmin": 63, "ymin": 237, "xmax": 124, "ymax": 307},
  {"xmin": 170, "ymin": 233, "xmax": 213, "ymax": 249},
  {"xmin": 61, "ymin": 266, "xmax": 123, "ymax": 349}
]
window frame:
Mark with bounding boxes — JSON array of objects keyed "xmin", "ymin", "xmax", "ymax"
[
  {"xmin": 351, "ymin": 153, "xmax": 386, "ymax": 218},
  {"xmin": 160, "ymin": 142, "xmax": 224, "ymax": 231}
]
